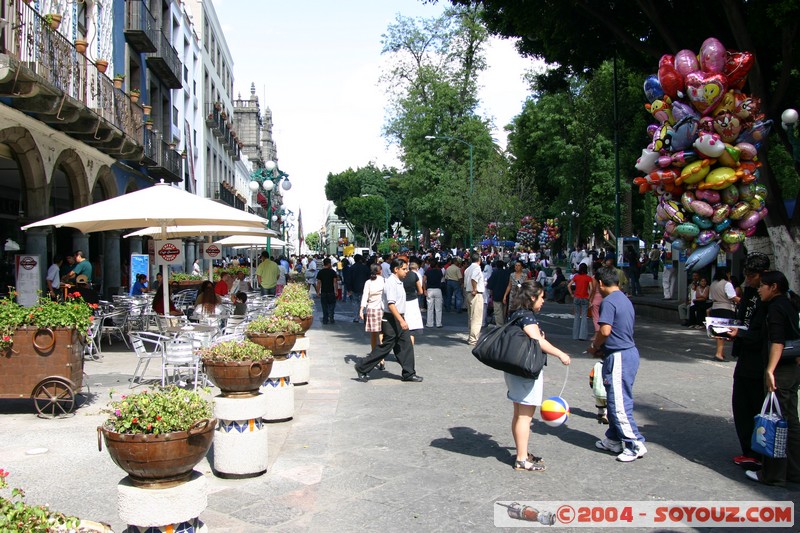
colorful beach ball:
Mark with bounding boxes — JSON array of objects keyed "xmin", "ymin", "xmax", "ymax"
[{"xmin": 540, "ymin": 396, "xmax": 570, "ymax": 427}]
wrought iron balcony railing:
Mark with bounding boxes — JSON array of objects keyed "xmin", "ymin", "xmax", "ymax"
[
  {"xmin": 0, "ymin": 1, "xmax": 145, "ymax": 159},
  {"xmin": 125, "ymin": 0, "xmax": 158, "ymax": 53},
  {"xmin": 145, "ymin": 31, "xmax": 182, "ymax": 89}
]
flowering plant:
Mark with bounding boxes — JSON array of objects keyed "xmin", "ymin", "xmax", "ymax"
[
  {"xmin": 0, "ymin": 294, "xmax": 94, "ymax": 350},
  {"xmin": 0, "ymin": 468, "xmax": 79, "ymax": 531},
  {"xmin": 245, "ymin": 315, "xmax": 302, "ymax": 335},
  {"xmin": 273, "ymin": 283, "xmax": 313, "ymax": 319},
  {"xmin": 171, "ymin": 272, "xmax": 204, "ymax": 282},
  {"xmin": 199, "ymin": 339, "xmax": 272, "ymax": 362},
  {"xmin": 103, "ymin": 386, "xmax": 213, "ymax": 435}
]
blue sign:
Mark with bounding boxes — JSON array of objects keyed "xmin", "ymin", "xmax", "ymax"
[{"xmin": 130, "ymin": 254, "xmax": 149, "ymax": 295}]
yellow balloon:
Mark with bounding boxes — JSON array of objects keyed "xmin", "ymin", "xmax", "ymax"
[
  {"xmin": 343, "ymin": 244, "xmax": 355, "ymax": 257},
  {"xmin": 678, "ymin": 160, "xmax": 712, "ymax": 185},
  {"xmin": 700, "ymin": 167, "xmax": 737, "ymax": 190}
]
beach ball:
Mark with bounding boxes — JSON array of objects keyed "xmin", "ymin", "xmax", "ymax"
[{"xmin": 540, "ymin": 396, "xmax": 570, "ymax": 427}]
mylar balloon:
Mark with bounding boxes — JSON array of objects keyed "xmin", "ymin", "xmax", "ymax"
[
  {"xmin": 685, "ymin": 242, "xmax": 720, "ymax": 272},
  {"xmin": 674, "ymin": 49, "xmax": 700, "ymax": 78},
  {"xmin": 724, "ymin": 51, "xmax": 754, "ymax": 90},
  {"xmin": 699, "ymin": 37, "xmax": 726, "ymax": 73},
  {"xmin": 685, "ymin": 71, "xmax": 728, "ymax": 115},
  {"xmin": 644, "ymin": 75, "xmax": 665, "ymax": 103}
]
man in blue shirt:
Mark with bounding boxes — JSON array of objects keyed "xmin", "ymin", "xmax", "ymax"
[{"xmin": 588, "ymin": 266, "xmax": 646, "ymax": 462}]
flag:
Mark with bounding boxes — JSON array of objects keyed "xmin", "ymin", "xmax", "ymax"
[{"xmin": 297, "ymin": 209, "xmax": 304, "ymax": 252}]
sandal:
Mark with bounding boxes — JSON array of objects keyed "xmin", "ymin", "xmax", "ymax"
[
  {"xmin": 514, "ymin": 459, "xmax": 546, "ymax": 472},
  {"xmin": 527, "ymin": 453, "xmax": 544, "ymax": 463}
]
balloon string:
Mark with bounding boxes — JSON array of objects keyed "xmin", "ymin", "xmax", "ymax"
[{"xmin": 558, "ymin": 363, "xmax": 569, "ymax": 398}]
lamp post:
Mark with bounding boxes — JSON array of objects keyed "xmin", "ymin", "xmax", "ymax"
[
  {"xmin": 425, "ymin": 135, "xmax": 474, "ymax": 250},
  {"xmin": 781, "ymin": 108, "xmax": 800, "ymax": 162},
  {"xmin": 561, "ymin": 200, "xmax": 580, "ymax": 252},
  {"xmin": 249, "ymin": 160, "xmax": 291, "ymax": 253},
  {"xmin": 361, "ymin": 193, "xmax": 389, "ymax": 241}
]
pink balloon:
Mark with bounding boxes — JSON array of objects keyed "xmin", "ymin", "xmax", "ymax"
[
  {"xmin": 674, "ymin": 49, "xmax": 699, "ymax": 78},
  {"xmin": 700, "ymin": 37, "xmax": 726, "ymax": 73}
]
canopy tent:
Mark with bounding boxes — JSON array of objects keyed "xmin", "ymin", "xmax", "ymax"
[
  {"xmin": 22, "ymin": 182, "xmax": 269, "ymax": 316},
  {"xmin": 123, "ymin": 225, "xmax": 278, "ymax": 239}
]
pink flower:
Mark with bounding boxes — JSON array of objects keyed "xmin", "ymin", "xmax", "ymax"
[{"xmin": 114, "ymin": 409, "xmax": 121, "ymax": 417}]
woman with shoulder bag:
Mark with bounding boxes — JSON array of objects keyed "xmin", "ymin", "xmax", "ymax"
[
  {"xmin": 505, "ymin": 280, "xmax": 571, "ymax": 472},
  {"xmin": 743, "ymin": 271, "xmax": 800, "ymax": 485},
  {"xmin": 709, "ymin": 269, "xmax": 740, "ymax": 361}
]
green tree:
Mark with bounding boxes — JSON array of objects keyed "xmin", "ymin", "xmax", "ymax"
[
  {"xmin": 381, "ymin": 5, "xmax": 521, "ymax": 248},
  {"xmin": 304, "ymin": 231, "xmax": 320, "ymax": 253}
]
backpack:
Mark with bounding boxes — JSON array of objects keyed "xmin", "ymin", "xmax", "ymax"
[{"xmin": 471, "ymin": 310, "xmax": 547, "ymax": 379}]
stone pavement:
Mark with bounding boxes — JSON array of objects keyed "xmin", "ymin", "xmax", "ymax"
[{"xmin": 1, "ymin": 297, "xmax": 798, "ymax": 532}]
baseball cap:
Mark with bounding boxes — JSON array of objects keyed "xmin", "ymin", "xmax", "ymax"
[{"xmin": 75, "ymin": 274, "xmax": 89, "ymax": 284}]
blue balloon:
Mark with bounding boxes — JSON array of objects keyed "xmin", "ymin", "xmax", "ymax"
[
  {"xmin": 714, "ymin": 219, "xmax": 731, "ymax": 233},
  {"xmin": 692, "ymin": 214, "xmax": 714, "ymax": 229},
  {"xmin": 685, "ymin": 242, "xmax": 721, "ymax": 272},
  {"xmin": 643, "ymin": 75, "xmax": 665, "ymax": 104}
]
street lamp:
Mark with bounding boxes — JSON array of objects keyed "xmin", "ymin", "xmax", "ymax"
[
  {"xmin": 425, "ymin": 135, "xmax": 474, "ymax": 250},
  {"xmin": 561, "ymin": 200, "xmax": 580, "ymax": 251},
  {"xmin": 249, "ymin": 160, "xmax": 290, "ymax": 252},
  {"xmin": 781, "ymin": 108, "xmax": 799, "ymax": 162},
  {"xmin": 361, "ymin": 194, "xmax": 389, "ymax": 240}
]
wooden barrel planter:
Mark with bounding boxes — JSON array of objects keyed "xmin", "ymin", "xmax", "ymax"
[
  {"xmin": 0, "ymin": 327, "xmax": 84, "ymax": 417},
  {"xmin": 98, "ymin": 418, "xmax": 216, "ymax": 488},
  {"xmin": 245, "ymin": 332, "xmax": 297, "ymax": 356},
  {"xmin": 202, "ymin": 359, "xmax": 273, "ymax": 397}
]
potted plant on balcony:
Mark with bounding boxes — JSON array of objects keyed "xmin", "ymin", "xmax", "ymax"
[
  {"xmin": 245, "ymin": 316, "xmax": 301, "ymax": 356},
  {"xmin": 145, "ymin": 119, "xmax": 153, "ymax": 130},
  {"xmin": 113, "ymin": 74, "xmax": 124, "ymax": 89},
  {"xmin": 168, "ymin": 138, "xmax": 177, "ymax": 150},
  {"xmin": 199, "ymin": 339, "xmax": 273, "ymax": 397},
  {"xmin": 98, "ymin": 387, "xmax": 215, "ymax": 488},
  {"xmin": 44, "ymin": 13, "xmax": 62, "ymax": 31},
  {"xmin": 94, "ymin": 59, "xmax": 108, "ymax": 73},
  {"xmin": 142, "ymin": 104, "xmax": 152, "ymax": 116},
  {"xmin": 129, "ymin": 88, "xmax": 140, "ymax": 103},
  {"xmin": 74, "ymin": 38, "xmax": 88, "ymax": 54}
]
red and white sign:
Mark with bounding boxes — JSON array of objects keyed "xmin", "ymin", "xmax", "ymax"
[
  {"xmin": 201, "ymin": 243, "xmax": 221, "ymax": 260},
  {"xmin": 155, "ymin": 240, "xmax": 183, "ymax": 265},
  {"xmin": 15, "ymin": 254, "xmax": 41, "ymax": 306}
]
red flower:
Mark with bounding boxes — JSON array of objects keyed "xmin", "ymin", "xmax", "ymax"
[
  {"xmin": 2, "ymin": 336, "xmax": 9, "ymax": 342},
  {"xmin": 156, "ymin": 415, "xmax": 162, "ymax": 421},
  {"xmin": 72, "ymin": 291, "xmax": 81, "ymax": 298},
  {"xmin": 131, "ymin": 417, "xmax": 139, "ymax": 425},
  {"xmin": 147, "ymin": 423, "xmax": 152, "ymax": 430}
]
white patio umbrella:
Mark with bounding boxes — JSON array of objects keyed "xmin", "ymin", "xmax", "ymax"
[
  {"xmin": 213, "ymin": 235, "xmax": 285, "ymax": 248},
  {"xmin": 22, "ymin": 182, "xmax": 269, "ymax": 317},
  {"xmin": 123, "ymin": 225, "xmax": 278, "ymax": 239}
]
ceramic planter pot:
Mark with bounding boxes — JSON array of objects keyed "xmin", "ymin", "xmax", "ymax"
[
  {"xmin": 202, "ymin": 359, "xmax": 273, "ymax": 397},
  {"xmin": 98, "ymin": 418, "xmax": 215, "ymax": 488},
  {"xmin": 290, "ymin": 315, "xmax": 313, "ymax": 334},
  {"xmin": 95, "ymin": 60, "xmax": 108, "ymax": 73},
  {"xmin": 245, "ymin": 332, "xmax": 297, "ymax": 356}
]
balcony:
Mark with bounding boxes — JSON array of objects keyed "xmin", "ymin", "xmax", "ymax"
[
  {"xmin": 125, "ymin": 0, "xmax": 158, "ymax": 53},
  {"xmin": 141, "ymin": 129, "xmax": 181, "ymax": 182},
  {"xmin": 205, "ymin": 103, "xmax": 242, "ymax": 158},
  {"xmin": 219, "ymin": 182, "xmax": 246, "ymax": 211},
  {"xmin": 145, "ymin": 31, "xmax": 182, "ymax": 89},
  {"xmin": 0, "ymin": 2, "xmax": 145, "ymax": 160}
]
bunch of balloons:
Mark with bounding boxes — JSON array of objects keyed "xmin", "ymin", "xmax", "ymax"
[
  {"xmin": 483, "ymin": 222, "xmax": 500, "ymax": 242},
  {"xmin": 429, "ymin": 228, "xmax": 443, "ymax": 249},
  {"xmin": 635, "ymin": 37, "xmax": 771, "ymax": 271},
  {"xmin": 538, "ymin": 218, "xmax": 561, "ymax": 248},
  {"xmin": 516, "ymin": 216, "xmax": 541, "ymax": 249}
]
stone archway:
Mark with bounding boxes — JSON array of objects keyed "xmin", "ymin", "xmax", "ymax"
[
  {"xmin": 0, "ymin": 126, "xmax": 47, "ymax": 220},
  {"xmin": 52, "ymin": 148, "xmax": 90, "ymax": 209}
]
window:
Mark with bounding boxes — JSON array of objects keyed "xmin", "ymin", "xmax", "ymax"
[
  {"xmin": 339, "ymin": 228, "xmax": 347, "ymax": 239},
  {"xmin": 172, "ymin": 105, "xmax": 178, "ymax": 126}
]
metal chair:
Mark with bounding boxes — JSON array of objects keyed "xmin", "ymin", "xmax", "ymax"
[
  {"xmin": 162, "ymin": 337, "xmax": 203, "ymax": 390},
  {"xmin": 84, "ymin": 317, "xmax": 102, "ymax": 361},
  {"xmin": 129, "ymin": 331, "xmax": 169, "ymax": 388},
  {"xmin": 100, "ymin": 308, "xmax": 130, "ymax": 348}
]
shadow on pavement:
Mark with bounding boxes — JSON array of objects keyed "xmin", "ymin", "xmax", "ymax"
[{"xmin": 429, "ymin": 426, "xmax": 513, "ymax": 466}]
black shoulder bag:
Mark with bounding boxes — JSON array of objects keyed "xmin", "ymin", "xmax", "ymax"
[{"xmin": 471, "ymin": 311, "xmax": 547, "ymax": 379}]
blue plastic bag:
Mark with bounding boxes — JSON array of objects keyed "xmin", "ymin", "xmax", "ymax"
[{"xmin": 751, "ymin": 392, "xmax": 788, "ymax": 459}]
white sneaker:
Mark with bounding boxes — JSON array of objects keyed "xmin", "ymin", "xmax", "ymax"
[
  {"xmin": 595, "ymin": 438, "xmax": 623, "ymax": 453},
  {"xmin": 617, "ymin": 442, "xmax": 647, "ymax": 462}
]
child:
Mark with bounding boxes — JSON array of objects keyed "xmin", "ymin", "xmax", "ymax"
[
  {"xmin": 589, "ymin": 362, "xmax": 608, "ymax": 424},
  {"xmin": 231, "ymin": 291, "xmax": 248, "ymax": 316}
]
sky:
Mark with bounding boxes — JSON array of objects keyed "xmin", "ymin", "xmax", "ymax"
[{"xmin": 213, "ymin": 0, "xmax": 537, "ymax": 237}]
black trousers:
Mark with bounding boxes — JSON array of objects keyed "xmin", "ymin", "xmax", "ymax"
[
  {"xmin": 357, "ymin": 313, "xmax": 416, "ymax": 379},
  {"xmin": 731, "ymin": 376, "xmax": 763, "ymax": 459},
  {"xmin": 761, "ymin": 364, "xmax": 800, "ymax": 484}
]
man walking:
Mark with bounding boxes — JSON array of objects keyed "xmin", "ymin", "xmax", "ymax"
[
  {"xmin": 348, "ymin": 254, "xmax": 371, "ymax": 323},
  {"xmin": 316, "ymin": 257, "xmax": 339, "ymax": 324},
  {"xmin": 46, "ymin": 255, "xmax": 63, "ymax": 299},
  {"xmin": 588, "ymin": 267, "xmax": 646, "ymax": 462},
  {"xmin": 463, "ymin": 252, "xmax": 485, "ymax": 346},
  {"xmin": 355, "ymin": 257, "xmax": 423, "ymax": 382},
  {"xmin": 255, "ymin": 251, "xmax": 279, "ymax": 296}
]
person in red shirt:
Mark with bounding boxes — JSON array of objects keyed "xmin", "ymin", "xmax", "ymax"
[
  {"xmin": 568, "ymin": 263, "xmax": 594, "ymax": 340},
  {"xmin": 215, "ymin": 273, "xmax": 232, "ymax": 297}
]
